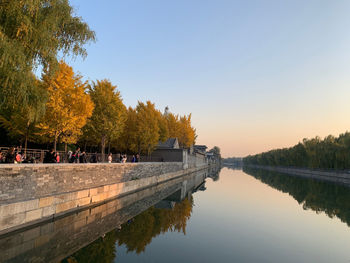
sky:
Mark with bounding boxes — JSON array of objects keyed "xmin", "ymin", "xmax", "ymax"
[{"xmin": 67, "ymin": 0, "xmax": 350, "ymax": 157}]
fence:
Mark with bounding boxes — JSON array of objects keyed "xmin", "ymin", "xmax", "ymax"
[{"xmin": 0, "ymin": 147, "xmax": 165, "ymax": 164}]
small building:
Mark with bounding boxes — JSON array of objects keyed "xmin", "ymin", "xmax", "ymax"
[
  {"xmin": 157, "ymin": 138, "xmax": 179, "ymax": 149},
  {"xmin": 146, "ymin": 138, "xmax": 184, "ymax": 162},
  {"xmin": 193, "ymin": 145, "xmax": 207, "ymax": 154}
]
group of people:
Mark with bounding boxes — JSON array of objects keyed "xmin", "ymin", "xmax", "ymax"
[
  {"xmin": 43, "ymin": 149, "xmax": 60, "ymax": 163},
  {"xmin": 67, "ymin": 148, "xmax": 92, "ymax": 163},
  {"xmin": 107, "ymin": 153, "xmax": 140, "ymax": 163},
  {"xmin": 0, "ymin": 146, "xmax": 141, "ymax": 164},
  {"xmin": 0, "ymin": 147, "xmax": 36, "ymax": 164}
]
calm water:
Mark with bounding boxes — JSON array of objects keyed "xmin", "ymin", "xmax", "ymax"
[
  {"xmin": 62, "ymin": 167, "xmax": 350, "ymax": 263},
  {"xmin": 2, "ymin": 167, "xmax": 350, "ymax": 262}
]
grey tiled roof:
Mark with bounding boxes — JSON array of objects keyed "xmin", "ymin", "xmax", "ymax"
[{"xmin": 157, "ymin": 138, "xmax": 178, "ymax": 149}]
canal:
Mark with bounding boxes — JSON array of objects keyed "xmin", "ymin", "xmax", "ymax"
[{"xmin": 2, "ymin": 166, "xmax": 350, "ymax": 262}]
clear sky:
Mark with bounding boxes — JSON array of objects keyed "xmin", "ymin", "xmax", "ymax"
[{"xmin": 67, "ymin": 0, "xmax": 350, "ymax": 157}]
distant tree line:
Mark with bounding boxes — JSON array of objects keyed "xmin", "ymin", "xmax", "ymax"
[
  {"xmin": 223, "ymin": 157, "xmax": 242, "ymax": 166},
  {"xmin": 243, "ymin": 167, "xmax": 350, "ymax": 227},
  {"xmin": 243, "ymin": 133, "xmax": 350, "ymax": 169},
  {"xmin": 0, "ymin": 2, "xmax": 196, "ymax": 160}
]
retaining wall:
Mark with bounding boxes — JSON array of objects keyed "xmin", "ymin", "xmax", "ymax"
[{"xmin": 0, "ymin": 162, "xmax": 205, "ymax": 235}]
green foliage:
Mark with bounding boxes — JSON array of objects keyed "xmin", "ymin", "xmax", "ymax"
[
  {"xmin": 0, "ymin": 0, "xmax": 95, "ymax": 108},
  {"xmin": 0, "ymin": 74, "xmax": 46, "ymax": 146},
  {"xmin": 84, "ymin": 80, "xmax": 127, "ymax": 157},
  {"xmin": 243, "ymin": 132, "xmax": 350, "ymax": 169}
]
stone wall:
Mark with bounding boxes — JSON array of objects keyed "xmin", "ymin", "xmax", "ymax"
[
  {"xmin": 0, "ymin": 169, "xmax": 208, "ymax": 263},
  {"xmin": 0, "ymin": 162, "xmax": 205, "ymax": 235}
]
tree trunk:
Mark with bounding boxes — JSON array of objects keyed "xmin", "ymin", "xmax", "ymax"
[
  {"xmin": 54, "ymin": 132, "xmax": 57, "ymax": 152},
  {"xmin": 101, "ymin": 135, "xmax": 106, "ymax": 162},
  {"xmin": 64, "ymin": 143, "xmax": 68, "ymax": 163},
  {"xmin": 24, "ymin": 126, "xmax": 29, "ymax": 156}
]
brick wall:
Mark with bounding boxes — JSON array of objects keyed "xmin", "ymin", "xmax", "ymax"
[{"xmin": 0, "ymin": 162, "xmax": 206, "ymax": 235}]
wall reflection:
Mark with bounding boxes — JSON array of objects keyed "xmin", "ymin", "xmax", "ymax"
[
  {"xmin": 0, "ymin": 167, "xmax": 223, "ymax": 263},
  {"xmin": 243, "ymin": 166, "xmax": 350, "ymax": 227},
  {"xmin": 66, "ymin": 196, "xmax": 194, "ymax": 262}
]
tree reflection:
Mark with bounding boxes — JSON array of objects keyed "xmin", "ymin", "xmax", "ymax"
[
  {"xmin": 243, "ymin": 167, "xmax": 350, "ymax": 227},
  {"xmin": 63, "ymin": 196, "xmax": 193, "ymax": 263}
]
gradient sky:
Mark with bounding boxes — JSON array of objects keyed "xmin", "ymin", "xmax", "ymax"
[{"xmin": 67, "ymin": 0, "xmax": 350, "ymax": 157}]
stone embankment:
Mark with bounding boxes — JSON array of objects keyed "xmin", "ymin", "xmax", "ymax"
[
  {"xmin": 0, "ymin": 161, "xmax": 208, "ymax": 235},
  {"xmin": 0, "ymin": 169, "xmax": 208, "ymax": 263},
  {"xmin": 247, "ymin": 165, "xmax": 350, "ymax": 186}
]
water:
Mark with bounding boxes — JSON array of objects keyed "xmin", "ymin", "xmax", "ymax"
[{"xmin": 2, "ymin": 167, "xmax": 350, "ymax": 262}]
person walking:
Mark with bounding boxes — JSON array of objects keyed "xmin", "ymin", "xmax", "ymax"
[
  {"xmin": 5, "ymin": 147, "xmax": 16, "ymax": 163},
  {"xmin": 108, "ymin": 153, "xmax": 113, "ymax": 163},
  {"xmin": 43, "ymin": 149, "xmax": 56, "ymax": 163},
  {"xmin": 79, "ymin": 151, "xmax": 87, "ymax": 163},
  {"xmin": 90, "ymin": 152, "xmax": 98, "ymax": 163},
  {"xmin": 131, "ymin": 155, "xmax": 136, "ymax": 163},
  {"xmin": 15, "ymin": 151, "xmax": 22, "ymax": 164},
  {"xmin": 56, "ymin": 152, "xmax": 60, "ymax": 163}
]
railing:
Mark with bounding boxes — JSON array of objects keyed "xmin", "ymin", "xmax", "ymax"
[{"xmin": 0, "ymin": 147, "xmax": 164, "ymax": 164}]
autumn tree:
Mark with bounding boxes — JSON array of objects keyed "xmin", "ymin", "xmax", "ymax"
[
  {"xmin": 166, "ymin": 113, "xmax": 181, "ymax": 139},
  {"xmin": 84, "ymin": 80, "xmax": 127, "ymax": 161},
  {"xmin": 0, "ymin": 0, "xmax": 95, "ymax": 110},
  {"xmin": 38, "ymin": 62, "xmax": 94, "ymax": 151},
  {"xmin": 134, "ymin": 101, "xmax": 160, "ymax": 155},
  {"xmin": 116, "ymin": 107, "xmax": 138, "ymax": 153},
  {"xmin": 157, "ymin": 110, "xmax": 169, "ymax": 142},
  {"xmin": 178, "ymin": 114, "xmax": 196, "ymax": 148}
]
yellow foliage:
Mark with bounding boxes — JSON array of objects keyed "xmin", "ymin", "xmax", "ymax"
[{"xmin": 38, "ymin": 61, "xmax": 94, "ymax": 149}]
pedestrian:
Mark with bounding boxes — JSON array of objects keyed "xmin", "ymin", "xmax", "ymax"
[
  {"xmin": 90, "ymin": 152, "xmax": 98, "ymax": 163},
  {"xmin": 79, "ymin": 151, "xmax": 87, "ymax": 163},
  {"xmin": 119, "ymin": 153, "xmax": 123, "ymax": 163},
  {"xmin": 136, "ymin": 154, "xmax": 140, "ymax": 163},
  {"xmin": 5, "ymin": 147, "xmax": 16, "ymax": 163},
  {"xmin": 122, "ymin": 154, "xmax": 127, "ymax": 163},
  {"xmin": 131, "ymin": 155, "xmax": 136, "ymax": 163},
  {"xmin": 108, "ymin": 153, "xmax": 113, "ymax": 163},
  {"xmin": 73, "ymin": 147, "xmax": 81, "ymax": 163},
  {"xmin": 15, "ymin": 151, "xmax": 22, "ymax": 164},
  {"xmin": 56, "ymin": 152, "xmax": 60, "ymax": 163},
  {"xmin": 43, "ymin": 149, "xmax": 56, "ymax": 163}
]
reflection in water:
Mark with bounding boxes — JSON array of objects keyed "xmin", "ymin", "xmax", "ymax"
[
  {"xmin": 63, "ymin": 197, "xmax": 193, "ymax": 263},
  {"xmin": 116, "ymin": 197, "xmax": 193, "ymax": 253},
  {"xmin": 243, "ymin": 166, "xmax": 350, "ymax": 227},
  {"xmin": 0, "ymin": 167, "xmax": 215, "ymax": 263}
]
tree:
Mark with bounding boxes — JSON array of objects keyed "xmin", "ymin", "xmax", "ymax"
[
  {"xmin": 178, "ymin": 114, "xmax": 196, "ymax": 148},
  {"xmin": 38, "ymin": 62, "xmax": 94, "ymax": 151},
  {"xmin": 84, "ymin": 80, "xmax": 127, "ymax": 161},
  {"xmin": 166, "ymin": 113, "xmax": 181, "ymax": 139},
  {"xmin": 0, "ymin": 75, "xmax": 46, "ymax": 153},
  {"xmin": 133, "ymin": 101, "xmax": 160, "ymax": 155},
  {"xmin": 116, "ymin": 107, "xmax": 138, "ymax": 153},
  {"xmin": 157, "ymin": 110, "xmax": 169, "ymax": 143},
  {"xmin": 0, "ymin": 0, "xmax": 95, "ymax": 110}
]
